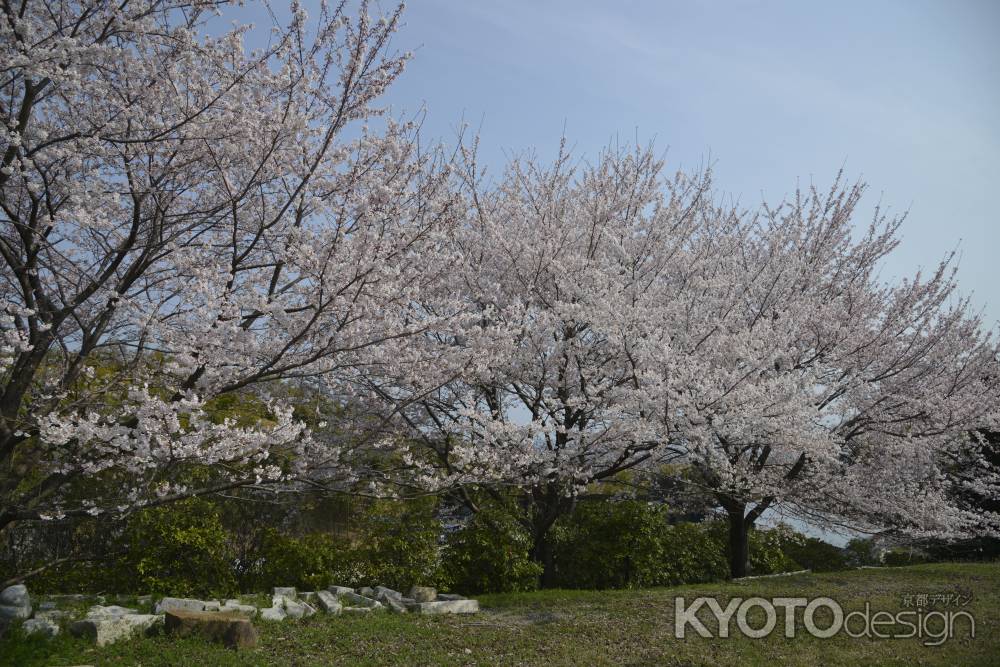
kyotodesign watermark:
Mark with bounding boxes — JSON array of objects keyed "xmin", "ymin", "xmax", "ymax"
[{"xmin": 674, "ymin": 594, "xmax": 975, "ymax": 646}]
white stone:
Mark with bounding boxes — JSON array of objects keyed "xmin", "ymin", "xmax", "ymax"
[
  {"xmin": 23, "ymin": 618, "xmax": 60, "ymax": 638},
  {"xmin": 436, "ymin": 593, "xmax": 466, "ymax": 601},
  {"xmin": 379, "ymin": 594, "xmax": 407, "ymax": 614},
  {"xmin": 407, "ymin": 599, "xmax": 479, "ymax": 615},
  {"xmin": 358, "ymin": 586, "xmax": 375, "ymax": 598},
  {"xmin": 69, "ymin": 614, "xmax": 163, "ymax": 646},
  {"xmin": 374, "ymin": 586, "xmax": 402, "ymax": 600},
  {"xmin": 273, "ymin": 587, "xmax": 297, "ymax": 599},
  {"xmin": 341, "ymin": 592, "xmax": 382, "ymax": 609},
  {"xmin": 154, "ymin": 597, "xmax": 205, "ymax": 614},
  {"xmin": 315, "ymin": 591, "xmax": 342, "ymax": 615},
  {"xmin": 407, "ymin": 586, "xmax": 436, "ymax": 603},
  {"xmin": 86, "ymin": 605, "xmax": 138, "ymax": 618},
  {"xmin": 282, "ymin": 598, "xmax": 316, "ymax": 619},
  {"xmin": 327, "ymin": 585, "xmax": 355, "ymax": 595},
  {"xmin": 260, "ymin": 606, "xmax": 286, "ymax": 622},
  {"xmin": 219, "ymin": 602, "xmax": 258, "ymax": 617}
]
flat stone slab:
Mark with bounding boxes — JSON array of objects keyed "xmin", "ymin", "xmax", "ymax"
[
  {"xmin": 69, "ymin": 614, "xmax": 162, "ymax": 646},
  {"xmin": 406, "ymin": 599, "xmax": 479, "ymax": 615},
  {"xmin": 407, "ymin": 586, "xmax": 436, "ymax": 603},
  {"xmin": 327, "ymin": 585, "xmax": 355, "ymax": 595},
  {"xmin": 154, "ymin": 597, "xmax": 205, "ymax": 614},
  {"xmin": 374, "ymin": 586, "xmax": 402, "ymax": 600},
  {"xmin": 273, "ymin": 587, "xmax": 297, "ymax": 599},
  {"xmin": 23, "ymin": 618, "xmax": 60, "ymax": 638},
  {"xmin": 341, "ymin": 592, "xmax": 381, "ymax": 609},
  {"xmin": 315, "ymin": 590, "xmax": 342, "ymax": 614},
  {"xmin": 219, "ymin": 602, "xmax": 258, "ymax": 617},
  {"xmin": 260, "ymin": 606, "xmax": 286, "ymax": 621},
  {"xmin": 164, "ymin": 609, "xmax": 258, "ymax": 649}
]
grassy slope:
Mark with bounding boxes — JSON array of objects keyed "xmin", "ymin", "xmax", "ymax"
[{"xmin": 2, "ymin": 562, "xmax": 998, "ymax": 666}]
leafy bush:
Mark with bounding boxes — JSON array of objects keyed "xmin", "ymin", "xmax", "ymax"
[
  {"xmin": 442, "ymin": 507, "xmax": 541, "ymax": 594},
  {"xmin": 242, "ymin": 529, "xmax": 341, "ymax": 592},
  {"xmin": 354, "ymin": 498, "xmax": 447, "ymax": 591},
  {"xmin": 883, "ymin": 547, "xmax": 930, "ymax": 567},
  {"xmin": 781, "ymin": 535, "xmax": 850, "ymax": 572},
  {"xmin": 553, "ymin": 500, "xmax": 675, "ymax": 589},
  {"xmin": 111, "ymin": 498, "xmax": 237, "ymax": 597},
  {"xmin": 844, "ymin": 537, "xmax": 881, "ymax": 566}
]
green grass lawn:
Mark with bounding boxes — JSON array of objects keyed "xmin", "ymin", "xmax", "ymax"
[{"xmin": 3, "ymin": 562, "xmax": 998, "ymax": 666}]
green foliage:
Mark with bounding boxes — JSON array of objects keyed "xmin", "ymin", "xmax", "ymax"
[
  {"xmin": 747, "ymin": 523, "xmax": 803, "ymax": 575},
  {"xmin": 442, "ymin": 507, "xmax": 542, "ymax": 594},
  {"xmin": 552, "ymin": 500, "xmax": 676, "ymax": 589},
  {"xmin": 782, "ymin": 535, "xmax": 851, "ymax": 572},
  {"xmin": 844, "ymin": 537, "xmax": 881, "ymax": 566},
  {"xmin": 352, "ymin": 497, "xmax": 447, "ymax": 591},
  {"xmin": 657, "ymin": 521, "xmax": 731, "ymax": 585},
  {"xmin": 245, "ymin": 530, "xmax": 342, "ymax": 592},
  {"xmin": 883, "ymin": 547, "xmax": 930, "ymax": 567},
  {"xmin": 112, "ymin": 498, "xmax": 237, "ymax": 597}
]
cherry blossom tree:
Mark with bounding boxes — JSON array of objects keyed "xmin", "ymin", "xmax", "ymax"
[
  {"xmin": 0, "ymin": 0, "xmax": 461, "ymax": 536},
  {"xmin": 374, "ymin": 142, "xmax": 714, "ymax": 585},
  {"xmin": 660, "ymin": 176, "xmax": 1000, "ymax": 577},
  {"xmin": 383, "ymin": 141, "xmax": 999, "ymax": 583}
]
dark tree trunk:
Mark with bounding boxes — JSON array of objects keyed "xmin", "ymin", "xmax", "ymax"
[
  {"xmin": 727, "ymin": 506, "xmax": 750, "ymax": 579},
  {"xmin": 529, "ymin": 530, "xmax": 557, "ymax": 588}
]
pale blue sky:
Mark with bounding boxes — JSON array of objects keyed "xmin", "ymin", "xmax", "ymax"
[{"xmin": 375, "ymin": 0, "xmax": 999, "ymax": 326}]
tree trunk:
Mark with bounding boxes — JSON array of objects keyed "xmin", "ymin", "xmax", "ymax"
[
  {"xmin": 726, "ymin": 504, "xmax": 750, "ymax": 579},
  {"xmin": 529, "ymin": 530, "xmax": 557, "ymax": 588}
]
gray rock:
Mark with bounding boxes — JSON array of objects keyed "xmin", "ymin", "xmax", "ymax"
[
  {"xmin": 219, "ymin": 602, "xmax": 258, "ymax": 617},
  {"xmin": 327, "ymin": 585, "xmax": 355, "ymax": 595},
  {"xmin": 301, "ymin": 591, "xmax": 317, "ymax": 604},
  {"xmin": 400, "ymin": 597, "xmax": 416, "ymax": 605},
  {"xmin": 0, "ymin": 584, "xmax": 28, "ymax": 607},
  {"xmin": 35, "ymin": 609, "xmax": 73, "ymax": 622},
  {"xmin": 86, "ymin": 605, "xmax": 138, "ymax": 618},
  {"xmin": 0, "ymin": 584, "xmax": 31, "ymax": 620},
  {"xmin": 202, "ymin": 600, "xmax": 221, "ymax": 612},
  {"xmin": 374, "ymin": 586, "xmax": 402, "ymax": 600},
  {"xmin": 70, "ymin": 613, "xmax": 163, "ymax": 646},
  {"xmin": 358, "ymin": 586, "xmax": 375, "ymax": 598},
  {"xmin": 282, "ymin": 598, "xmax": 316, "ymax": 619},
  {"xmin": 436, "ymin": 593, "xmax": 466, "ymax": 601},
  {"xmin": 407, "ymin": 586, "xmax": 437, "ymax": 603},
  {"xmin": 260, "ymin": 606, "xmax": 286, "ymax": 622},
  {"xmin": 22, "ymin": 618, "xmax": 60, "ymax": 638},
  {"xmin": 407, "ymin": 599, "xmax": 479, "ymax": 615},
  {"xmin": 341, "ymin": 591, "xmax": 382, "ymax": 609},
  {"xmin": 273, "ymin": 587, "xmax": 297, "ymax": 599},
  {"xmin": 380, "ymin": 594, "xmax": 408, "ymax": 614},
  {"xmin": 38, "ymin": 601, "xmax": 57, "ymax": 611},
  {"xmin": 0, "ymin": 604, "xmax": 30, "ymax": 621},
  {"xmin": 315, "ymin": 590, "xmax": 342, "ymax": 615},
  {"xmin": 154, "ymin": 597, "xmax": 205, "ymax": 614}
]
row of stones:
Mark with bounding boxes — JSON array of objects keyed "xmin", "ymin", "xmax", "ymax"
[{"xmin": 2, "ymin": 582, "xmax": 479, "ymax": 647}]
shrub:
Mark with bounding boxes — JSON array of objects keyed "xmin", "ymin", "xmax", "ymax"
[
  {"xmin": 781, "ymin": 535, "xmax": 849, "ymax": 572},
  {"xmin": 355, "ymin": 497, "xmax": 447, "ymax": 591},
  {"xmin": 552, "ymin": 500, "xmax": 674, "ymax": 589},
  {"xmin": 243, "ymin": 529, "xmax": 342, "ymax": 592},
  {"xmin": 111, "ymin": 498, "xmax": 238, "ymax": 597},
  {"xmin": 442, "ymin": 507, "xmax": 541, "ymax": 594}
]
